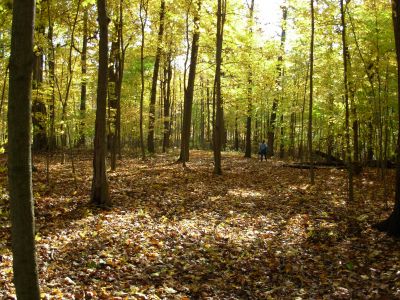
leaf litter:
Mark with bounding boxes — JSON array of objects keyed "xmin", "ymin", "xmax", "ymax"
[{"xmin": 0, "ymin": 150, "xmax": 400, "ymax": 299}]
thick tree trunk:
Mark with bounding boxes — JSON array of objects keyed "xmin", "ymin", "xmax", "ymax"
[
  {"xmin": 8, "ymin": 0, "xmax": 41, "ymax": 297},
  {"xmin": 147, "ymin": 0, "xmax": 165, "ymax": 154},
  {"xmin": 179, "ymin": 0, "xmax": 201, "ymax": 164},
  {"xmin": 375, "ymin": 0, "xmax": 400, "ymax": 236},
  {"xmin": 213, "ymin": 0, "xmax": 226, "ymax": 175},
  {"xmin": 91, "ymin": 0, "xmax": 110, "ymax": 207}
]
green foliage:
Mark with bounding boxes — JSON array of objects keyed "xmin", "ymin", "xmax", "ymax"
[{"xmin": 0, "ymin": 0, "xmax": 396, "ymax": 157}]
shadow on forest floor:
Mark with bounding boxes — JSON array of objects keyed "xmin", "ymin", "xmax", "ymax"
[{"xmin": 0, "ymin": 150, "xmax": 399, "ymax": 299}]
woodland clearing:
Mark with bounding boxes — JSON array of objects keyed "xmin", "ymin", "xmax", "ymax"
[{"xmin": 1, "ymin": 151, "xmax": 400, "ymax": 299}]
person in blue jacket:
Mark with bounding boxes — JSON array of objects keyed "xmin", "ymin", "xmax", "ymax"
[{"xmin": 259, "ymin": 140, "xmax": 268, "ymax": 161}]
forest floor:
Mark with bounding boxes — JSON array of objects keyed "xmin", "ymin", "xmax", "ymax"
[{"xmin": 0, "ymin": 150, "xmax": 400, "ymax": 299}]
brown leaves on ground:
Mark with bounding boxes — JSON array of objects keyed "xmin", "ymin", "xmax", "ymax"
[{"xmin": 0, "ymin": 150, "xmax": 400, "ymax": 299}]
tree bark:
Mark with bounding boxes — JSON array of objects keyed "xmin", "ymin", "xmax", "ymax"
[
  {"xmin": 213, "ymin": 0, "xmax": 226, "ymax": 175},
  {"xmin": 32, "ymin": 13, "xmax": 47, "ymax": 152},
  {"xmin": 8, "ymin": 0, "xmax": 41, "ymax": 297},
  {"xmin": 340, "ymin": 0, "xmax": 354, "ymax": 202},
  {"xmin": 179, "ymin": 0, "xmax": 202, "ymax": 164},
  {"xmin": 267, "ymin": 5, "xmax": 287, "ymax": 157},
  {"xmin": 308, "ymin": 0, "xmax": 315, "ymax": 184},
  {"xmin": 139, "ymin": 0, "xmax": 148, "ymax": 159},
  {"xmin": 162, "ymin": 52, "xmax": 172, "ymax": 152},
  {"xmin": 91, "ymin": 0, "xmax": 110, "ymax": 207},
  {"xmin": 375, "ymin": 0, "xmax": 400, "ymax": 236},
  {"xmin": 147, "ymin": 0, "xmax": 165, "ymax": 154},
  {"xmin": 244, "ymin": 0, "xmax": 255, "ymax": 158},
  {"xmin": 78, "ymin": 9, "xmax": 88, "ymax": 147},
  {"xmin": 108, "ymin": 40, "xmax": 118, "ymax": 171}
]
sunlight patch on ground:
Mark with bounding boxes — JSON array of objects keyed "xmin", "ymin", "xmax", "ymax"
[{"xmin": 227, "ymin": 188, "xmax": 265, "ymax": 199}]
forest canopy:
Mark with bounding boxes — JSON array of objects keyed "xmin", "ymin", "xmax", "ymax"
[{"xmin": 0, "ymin": 0, "xmax": 395, "ymax": 162}]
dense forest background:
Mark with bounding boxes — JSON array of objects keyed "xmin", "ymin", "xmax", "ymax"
[{"xmin": 0, "ymin": 0, "xmax": 396, "ymax": 163}]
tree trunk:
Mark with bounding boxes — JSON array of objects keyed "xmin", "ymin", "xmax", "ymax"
[
  {"xmin": 375, "ymin": 0, "xmax": 400, "ymax": 236},
  {"xmin": 46, "ymin": 0, "xmax": 56, "ymax": 150},
  {"xmin": 280, "ymin": 114, "xmax": 285, "ymax": 159},
  {"xmin": 179, "ymin": 0, "xmax": 201, "ymax": 164},
  {"xmin": 200, "ymin": 78, "xmax": 205, "ymax": 148},
  {"xmin": 308, "ymin": 0, "xmax": 315, "ymax": 184},
  {"xmin": 163, "ymin": 53, "xmax": 172, "ymax": 152},
  {"xmin": 234, "ymin": 104, "xmax": 239, "ymax": 151},
  {"xmin": 78, "ymin": 9, "xmax": 88, "ymax": 147},
  {"xmin": 213, "ymin": 0, "xmax": 226, "ymax": 175},
  {"xmin": 340, "ymin": 0, "xmax": 354, "ymax": 202},
  {"xmin": 8, "ymin": 0, "xmax": 41, "ymax": 297},
  {"xmin": 206, "ymin": 81, "xmax": 211, "ymax": 146},
  {"xmin": 32, "ymin": 19, "xmax": 47, "ymax": 152},
  {"xmin": 108, "ymin": 40, "xmax": 118, "ymax": 171},
  {"xmin": 91, "ymin": 0, "xmax": 110, "ymax": 207},
  {"xmin": 244, "ymin": 0, "xmax": 255, "ymax": 158},
  {"xmin": 139, "ymin": 0, "xmax": 148, "ymax": 159},
  {"xmin": 267, "ymin": 5, "xmax": 287, "ymax": 157},
  {"xmin": 299, "ymin": 63, "xmax": 309, "ymax": 161},
  {"xmin": 147, "ymin": 0, "xmax": 165, "ymax": 154}
]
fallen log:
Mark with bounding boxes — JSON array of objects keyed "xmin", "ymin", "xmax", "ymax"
[
  {"xmin": 283, "ymin": 162, "xmax": 346, "ymax": 169},
  {"xmin": 313, "ymin": 150, "xmax": 344, "ymax": 164}
]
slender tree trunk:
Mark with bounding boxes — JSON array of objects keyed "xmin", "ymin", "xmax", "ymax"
[
  {"xmin": 375, "ymin": 0, "xmax": 400, "ymax": 236},
  {"xmin": 108, "ymin": 2, "xmax": 126, "ymax": 169},
  {"xmin": 345, "ymin": 6, "xmax": 360, "ymax": 174},
  {"xmin": 0, "ymin": 64, "xmax": 9, "ymax": 118},
  {"xmin": 147, "ymin": 0, "xmax": 165, "ymax": 154},
  {"xmin": 308, "ymin": 0, "xmax": 315, "ymax": 184},
  {"xmin": 91, "ymin": 0, "xmax": 110, "ymax": 207},
  {"xmin": 178, "ymin": 0, "xmax": 202, "ymax": 164},
  {"xmin": 108, "ymin": 40, "xmax": 118, "ymax": 171},
  {"xmin": 206, "ymin": 81, "xmax": 211, "ymax": 146},
  {"xmin": 32, "ymin": 19, "xmax": 47, "ymax": 152},
  {"xmin": 200, "ymin": 78, "xmax": 205, "ymax": 148},
  {"xmin": 78, "ymin": 9, "xmax": 88, "ymax": 147},
  {"xmin": 56, "ymin": 0, "xmax": 81, "ymax": 161},
  {"xmin": 340, "ymin": 0, "xmax": 354, "ymax": 202},
  {"xmin": 8, "ymin": 0, "xmax": 41, "ymax": 297},
  {"xmin": 267, "ymin": 5, "xmax": 287, "ymax": 157},
  {"xmin": 234, "ymin": 104, "xmax": 239, "ymax": 151},
  {"xmin": 46, "ymin": 0, "xmax": 56, "ymax": 151},
  {"xmin": 280, "ymin": 115, "xmax": 285, "ymax": 158},
  {"xmin": 213, "ymin": 0, "xmax": 226, "ymax": 175},
  {"xmin": 116, "ymin": 0, "xmax": 125, "ymax": 160},
  {"xmin": 244, "ymin": 0, "xmax": 255, "ymax": 158},
  {"xmin": 139, "ymin": 0, "xmax": 148, "ymax": 159},
  {"xmin": 299, "ymin": 63, "xmax": 309, "ymax": 161},
  {"xmin": 163, "ymin": 53, "xmax": 172, "ymax": 152}
]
